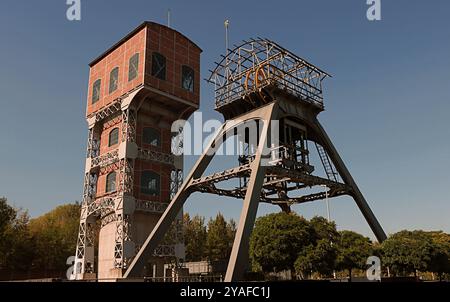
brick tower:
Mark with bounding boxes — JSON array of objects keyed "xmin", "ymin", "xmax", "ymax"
[{"xmin": 74, "ymin": 22, "xmax": 201, "ymax": 280}]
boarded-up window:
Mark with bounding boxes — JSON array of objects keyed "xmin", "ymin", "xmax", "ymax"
[
  {"xmin": 92, "ymin": 79, "xmax": 101, "ymax": 104},
  {"xmin": 109, "ymin": 67, "xmax": 119, "ymax": 93},
  {"xmin": 181, "ymin": 65, "xmax": 194, "ymax": 92},
  {"xmin": 151, "ymin": 52, "xmax": 166, "ymax": 80},
  {"xmin": 128, "ymin": 53, "xmax": 139, "ymax": 81}
]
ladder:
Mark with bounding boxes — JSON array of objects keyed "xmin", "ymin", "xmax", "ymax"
[{"xmin": 315, "ymin": 142, "xmax": 338, "ymax": 182}]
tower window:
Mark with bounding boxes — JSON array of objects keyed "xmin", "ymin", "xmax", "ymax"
[
  {"xmin": 181, "ymin": 66, "xmax": 194, "ymax": 92},
  {"xmin": 109, "ymin": 67, "xmax": 119, "ymax": 93},
  {"xmin": 143, "ymin": 127, "xmax": 161, "ymax": 147},
  {"xmin": 92, "ymin": 79, "xmax": 101, "ymax": 104},
  {"xmin": 128, "ymin": 53, "xmax": 139, "ymax": 81},
  {"xmin": 151, "ymin": 52, "xmax": 166, "ymax": 80},
  {"xmin": 106, "ymin": 172, "xmax": 116, "ymax": 193},
  {"xmin": 141, "ymin": 171, "xmax": 160, "ymax": 196},
  {"xmin": 108, "ymin": 127, "xmax": 119, "ymax": 147}
]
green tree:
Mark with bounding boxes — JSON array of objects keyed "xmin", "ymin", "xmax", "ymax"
[
  {"xmin": 28, "ymin": 203, "xmax": 81, "ymax": 271},
  {"xmin": 336, "ymin": 230, "xmax": 373, "ymax": 280},
  {"xmin": 382, "ymin": 230, "xmax": 450, "ymax": 279},
  {"xmin": 295, "ymin": 239, "xmax": 337, "ymax": 279},
  {"xmin": 309, "ymin": 216, "xmax": 340, "ymax": 243},
  {"xmin": 294, "ymin": 216, "xmax": 339, "ymax": 279},
  {"xmin": 205, "ymin": 213, "xmax": 235, "ymax": 262},
  {"xmin": 249, "ymin": 212, "xmax": 312, "ymax": 273},
  {"xmin": 183, "ymin": 213, "xmax": 207, "ymax": 262},
  {"xmin": 381, "ymin": 230, "xmax": 432, "ymax": 277},
  {"xmin": 428, "ymin": 231, "xmax": 450, "ymax": 280},
  {"xmin": 0, "ymin": 206, "xmax": 35, "ymax": 272},
  {"xmin": 0, "ymin": 197, "xmax": 16, "ymax": 235}
]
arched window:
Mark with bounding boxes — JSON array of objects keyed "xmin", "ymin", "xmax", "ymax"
[
  {"xmin": 109, "ymin": 67, "xmax": 119, "ymax": 93},
  {"xmin": 108, "ymin": 128, "xmax": 119, "ymax": 147},
  {"xmin": 142, "ymin": 127, "xmax": 160, "ymax": 147},
  {"xmin": 92, "ymin": 79, "xmax": 101, "ymax": 104},
  {"xmin": 106, "ymin": 172, "xmax": 116, "ymax": 193},
  {"xmin": 181, "ymin": 65, "xmax": 194, "ymax": 92},
  {"xmin": 128, "ymin": 53, "xmax": 139, "ymax": 81},
  {"xmin": 141, "ymin": 171, "xmax": 160, "ymax": 196},
  {"xmin": 151, "ymin": 52, "xmax": 166, "ymax": 80}
]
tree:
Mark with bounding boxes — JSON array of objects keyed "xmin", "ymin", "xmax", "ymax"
[
  {"xmin": 336, "ymin": 230, "xmax": 373, "ymax": 280},
  {"xmin": 28, "ymin": 203, "xmax": 81, "ymax": 271},
  {"xmin": 309, "ymin": 216, "xmax": 340, "ymax": 243},
  {"xmin": 382, "ymin": 230, "xmax": 450, "ymax": 279},
  {"xmin": 295, "ymin": 239, "xmax": 337, "ymax": 279},
  {"xmin": 294, "ymin": 217, "xmax": 339, "ymax": 279},
  {"xmin": 0, "ymin": 206, "xmax": 35, "ymax": 272},
  {"xmin": 0, "ymin": 197, "xmax": 16, "ymax": 235},
  {"xmin": 249, "ymin": 212, "xmax": 313, "ymax": 273},
  {"xmin": 428, "ymin": 231, "xmax": 450, "ymax": 281},
  {"xmin": 205, "ymin": 213, "xmax": 235, "ymax": 262},
  {"xmin": 381, "ymin": 230, "xmax": 430, "ymax": 277},
  {"xmin": 183, "ymin": 213, "xmax": 207, "ymax": 262}
]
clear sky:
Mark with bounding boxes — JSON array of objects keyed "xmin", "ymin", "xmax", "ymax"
[{"xmin": 0, "ymin": 0, "xmax": 449, "ymax": 240}]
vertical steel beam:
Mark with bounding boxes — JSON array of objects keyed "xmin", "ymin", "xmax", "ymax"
[{"xmin": 224, "ymin": 103, "xmax": 276, "ymax": 281}]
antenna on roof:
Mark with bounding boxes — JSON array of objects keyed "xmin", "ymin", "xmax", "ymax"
[
  {"xmin": 224, "ymin": 19, "xmax": 230, "ymax": 97},
  {"xmin": 167, "ymin": 9, "xmax": 171, "ymax": 28},
  {"xmin": 224, "ymin": 19, "xmax": 230, "ymax": 59}
]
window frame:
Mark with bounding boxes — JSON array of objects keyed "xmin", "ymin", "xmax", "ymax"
[
  {"xmin": 181, "ymin": 65, "xmax": 194, "ymax": 92},
  {"xmin": 92, "ymin": 79, "xmax": 101, "ymax": 104},
  {"xmin": 140, "ymin": 170, "xmax": 161, "ymax": 196},
  {"xmin": 142, "ymin": 127, "xmax": 161, "ymax": 147},
  {"xmin": 105, "ymin": 171, "xmax": 117, "ymax": 193},
  {"xmin": 108, "ymin": 127, "xmax": 119, "ymax": 147},
  {"xmin": 128, "ymin": 53, "xmax": 140, "ymax": 82},
  {"xmin": 109, "ymin": 67, "xmax": 119, "ymax": 94},
  {"xmin": 151, "ymin": 52, "xmax": 166, "ymax": 80}
]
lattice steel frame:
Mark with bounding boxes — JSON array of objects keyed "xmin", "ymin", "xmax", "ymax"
[
  {"xmin": 75, "ymin": 90, "xmax": 188, "ymax": 278},
  {"xmin": 126, "ymin": 39, "xmax": 387, "ymax": 282},
  {"xmin": 207, "ymin": 38, "xmax": 331, "ymax": 109}
]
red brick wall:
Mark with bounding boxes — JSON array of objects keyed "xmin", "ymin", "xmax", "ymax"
[
  {"xmin": 145, "ymin": 23, "xmax": 201, "ymax": 105},
  {"xmin": 86, "ymin": 23, "xmax": 201, "ymax": 118},
  {"xmin": 87, "ymin": 22, "xmax": 201, "ymax": 201},
  {"xmin": 99, "ymin": 116, "xmax": 122, "ymax": 154},
  {"xmin": 134, "ymin": 160, "xmax": 172, "ymax": 202},
  {"xmin": 86, "ymin": 28, "xmax": 146, "ymax": 117},
  {"xmin": 96, "ymin": 163, "xmax": 119, "ymax": 198}
]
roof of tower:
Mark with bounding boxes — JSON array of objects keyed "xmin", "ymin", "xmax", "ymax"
[{"xmin": 89, "ymin": 21, "xmax": 202, "ymax": 67}]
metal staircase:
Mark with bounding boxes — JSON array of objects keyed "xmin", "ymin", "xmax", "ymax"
[{"xmin": 315, "ymin": 142, "xmax": 339, "ymax": 182}]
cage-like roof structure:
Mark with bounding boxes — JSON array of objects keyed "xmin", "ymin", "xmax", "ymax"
[{"xmin": 207, "ymin": 38, "xmax": 331, "ymax": 112}]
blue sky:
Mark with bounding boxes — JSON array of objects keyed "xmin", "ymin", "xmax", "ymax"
[{"xmin": 0, "ymin": 0, "xmax": 449, "ymax": 240}]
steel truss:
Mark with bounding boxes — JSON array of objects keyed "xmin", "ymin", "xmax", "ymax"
[
  {"xmin": 207, "ymin": 38, "xmax": 331, "ymax": 109},
  {"xmin": 125, "ymin": 39, "xmax": 387, "ymax": 282},
  {"xmin": 138, "ymin": 148, "xmax": 174, "ymax": 166},
  {"xmin": 191, "ymin": 164, "xmax": 350, "ymax": 205}
]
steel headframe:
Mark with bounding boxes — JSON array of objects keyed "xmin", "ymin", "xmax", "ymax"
[{"xmin": 207, "ymin": 38, "xmax": 331, "ymax": 110}]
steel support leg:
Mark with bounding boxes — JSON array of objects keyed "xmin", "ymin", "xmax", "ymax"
[
  {"xmin": 313, "ymin": 120, "xmax": 387, "ymax": 242},
  {"xmin": 225, "ymin": 104, "xmax": 276, "ymax": 281},
  {"xmin": 123, "ymin": 123, "xmax": 228, "ymax": 278}
]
